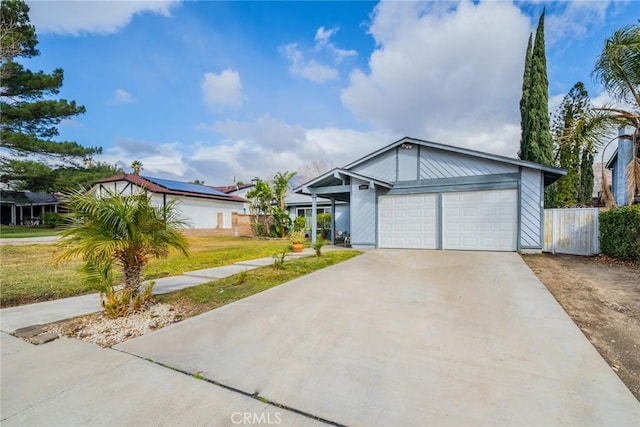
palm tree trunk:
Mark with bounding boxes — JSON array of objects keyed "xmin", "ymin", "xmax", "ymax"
[{"xmin": 123, "ymin": 261, "xmax": 144, "ymax": 296}]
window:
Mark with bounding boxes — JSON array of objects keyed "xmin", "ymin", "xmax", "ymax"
[{"xmin": 296, "ymin": 207, "xmax": 330, "ymax": 228}]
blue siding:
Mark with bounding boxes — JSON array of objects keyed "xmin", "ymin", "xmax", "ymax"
[
  {"xmin": 335, "ymin": 205, "xmax": 350, "ymax": 234},
  {"xmin": 520, "ymin": 168, "xmax": 542, "ymax": 248},
  {"xmin": 419, "ymin": 147, "xmax": 518, "ymax": 179},
  {"xmin": 352, "ymin": 149, "xmax": 396, "ymax": 182},
  {"xmin": 612, "ymin": 136, "xmax": 634, "ymax": 206},
  {"xmin": 350, "ymin": 178, "xmax": 377, "ymax": 246},
  {"xmin": 398, "ymin": 146, "xmax": 419, "ymax": 181}
]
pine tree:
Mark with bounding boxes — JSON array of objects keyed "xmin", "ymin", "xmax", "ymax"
[
  {"xmin": 519, "ymin": 34, "xmax": 533, "ymax": 159},
  {"xmin": 0, "ymin": 0, "xmax": 100, "ymax": 187},
  {"xmin": 519, "ymin": 11, "xmax": 554, "ymax": 167},
  {"xmin": 551, "ymin": 82, "xmax": 595, "ymax": 207}
]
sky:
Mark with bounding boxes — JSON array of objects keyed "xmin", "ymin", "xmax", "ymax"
[{"xmin": 21, "ymin": 0, "xmax": 638, "ymax": 185}]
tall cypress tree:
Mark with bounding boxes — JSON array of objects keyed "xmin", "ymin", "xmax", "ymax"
[
  {"xmin": 519, "ymin": 11, "xmax": 554, "ymax": 167},
  {"xmin": 519, "ymin": 34, "xmax": 533, "ymax": 160}
]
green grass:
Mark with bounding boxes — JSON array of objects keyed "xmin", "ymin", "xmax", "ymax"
[
  {"xmin": 0, "ymin": 225, "xmax": 62, "ymax": 238},
  {"xmin": 156, "ymin": 250, "xmax": 362, "ymax": 316},
  {"xmin": 0, "ymin": 236, "xmax": 290, "ymax": 308}
]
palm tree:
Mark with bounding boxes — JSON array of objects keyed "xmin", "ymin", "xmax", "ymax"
[
  {"xmin": 271, "ymin": 171, "xmax": 297, "ymax": 237},
  {"xmin": 56, "ymin": 189, "xmax": 189, "ymax": 298},
  {"xmin": 131, "ymin": 160, "xmax": 143, "ymax": 175},
  {"xmin": 592, "ymin": 23, "xmax": 640, "ymax": 205},
  {"xmin": 272, "ymin": 171, "xmax": 297, "ymax": 210}
]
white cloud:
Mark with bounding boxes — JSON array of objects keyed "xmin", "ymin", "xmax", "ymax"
[
  {"xmin": 280, "ymin": 43, "xmax": 339, "ymax": 83},
  {"xmin": 544, "ymin": 1, "xmax": 616, "ymax": 45},
  {"xmin": 280, "ymin": 26, "xmax": 356, "ymax": 83},
  {"xmin": 26, "ymin": 0, "xmax": 181, "ymax": 35},
  {"xmin": 112, "ymin": 89, "xmax": 136, "ymax": 104},
  {"xmin": 99, "ymin": 117, "xmax": 392, "ymax": 184},
  {"xmin": 201, "ymin": 69, "xmax": 244, "ymax": 108},
  {"xmin": 314, "ymin": 27, "xmax": 338, "ymax": 49},
  {"xmin": 341, "ymin": 1, "xmax": 532, "ymax": 157},
  {"xmin": 314, "ymin": 26, "xmax": 357, "ymax": 64}
]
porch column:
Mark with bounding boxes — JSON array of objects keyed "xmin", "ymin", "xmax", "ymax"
[
  {"xmin": 19, "ymin": 206, "xmax": 23, "ymax": 224},
  {"xmin": 11, "ymin": 205, "xmax": 16, "ymax": 225},
  {"xmin": 311, "ymin": 193, "xmax": 317, "ymax": 245},
  {"xmin": 54, "ymin": 204, "xmax": 58, "ymax": 213},
  {"xmin": 330, "ymin": 198, "xmax": 335, "ymax": 245}
]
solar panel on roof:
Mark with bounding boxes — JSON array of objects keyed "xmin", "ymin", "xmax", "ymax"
[{"xmin": 142, "ymin": 176, "xmax": 229, "ymax": 197}]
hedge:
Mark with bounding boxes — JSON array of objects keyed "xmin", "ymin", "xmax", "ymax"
[{"xmin": 599, "ymin": 205, "xmax": 640, "ymax": 261}]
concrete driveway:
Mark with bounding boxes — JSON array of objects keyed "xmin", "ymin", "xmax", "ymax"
[{"xmin": 116, "ymin": 250, "xmax": 640, "ymax": 426}]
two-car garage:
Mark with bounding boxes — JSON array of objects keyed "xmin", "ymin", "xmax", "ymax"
[{"xmin": 378, "ymin": 189, "xmax": 518, "ymax": 251}]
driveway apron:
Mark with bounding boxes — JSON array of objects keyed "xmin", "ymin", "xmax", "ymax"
[{"xmin": 115, "ymin": 250, "xmax": 640, "ymax": 426}]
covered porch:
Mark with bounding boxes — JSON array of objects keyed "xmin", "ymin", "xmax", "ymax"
[
  {"xmin": 0, "ymin": 191, "xmax": 60, "ymax": 226},
  {"xmin": 293, "ymin": 169, "xmax": 393, "ymax": 246}
]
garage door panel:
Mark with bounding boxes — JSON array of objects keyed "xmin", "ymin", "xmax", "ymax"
[
  {"xmin": 443, "ymin": 189, "xmax": 517, "ymax": 251},
  {"xmin": 379, "ymin": 194, "xmax": 437, "ymax": 249}
]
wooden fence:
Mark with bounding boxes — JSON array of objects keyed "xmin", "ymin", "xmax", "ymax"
[{"xmin": 543, "ymin": 208, "xmax": 600, "ymax": 256}]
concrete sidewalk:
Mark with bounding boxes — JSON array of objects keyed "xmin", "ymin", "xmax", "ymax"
[
  {"xmin": 0, "ymin": 248, "xmax": 327, "ymax": 334},
  {"xmin": 0, "ymin": 332, "xmax": 321, "ymax": 426},
  {"xmin": 0, "ymin": 235, "xmax": 60, "ymax": 245}
]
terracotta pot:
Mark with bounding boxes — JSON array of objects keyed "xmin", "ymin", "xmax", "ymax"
[{"xmin": 292, "ymin": 243, "xmax": 304, "ymax": 253}]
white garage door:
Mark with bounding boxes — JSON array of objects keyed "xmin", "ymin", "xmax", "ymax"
[
  {"xmin": 442, "ymin": 189, "xmax": 518, "ymax": 251},
  {"xmin": 378, "ymin": 194, "xmax": 437, "ymax": 249}
]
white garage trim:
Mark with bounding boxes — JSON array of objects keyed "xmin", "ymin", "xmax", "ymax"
[
  {"xmin": 378, "ymin": 194, "xmax": 437, "ymax": 249},
  {"xmin": 442, "ymin": 189, "xmax": 518, "ymax": 251}
]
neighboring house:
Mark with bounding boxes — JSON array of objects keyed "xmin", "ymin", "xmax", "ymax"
[
  {"xmin": 285, "ymin": 192, "xmax": 350, "ymax": 234},
  {"xmin": 212, "ymin": 183, "xmax": 255, "ymax": 213},
  {"xmin": 293, "ymin": 136, "xmax": 566, "ymax": 252},
  {"xmin": 606, "ymin": 126, "xmax": 639, "ymax": 206},
  {"xmin": 91, "ymin": 174, "xmax": 247, "ymax": 229},
  {"xmin": 592, "ymin": 162, "xmax": 612, "ymax": 206},
  {"xmin": 0, "ymin": 191, "xmax": 59, "ymax": 225}
]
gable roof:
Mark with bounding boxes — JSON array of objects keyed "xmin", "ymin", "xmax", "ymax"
[
  {"xmin": 94, "ymin": 174, "xmax": 247, "ymax": 203},
  {"xmin": 295, "ymin": 168, "xmax": 393, "ymax": 192},
  {"xmin": 346, "ymin": 136, "xmax": 566, "ymax": 186}
]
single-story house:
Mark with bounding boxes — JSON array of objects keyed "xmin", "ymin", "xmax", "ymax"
[
  {"xmin": 606, "ymin": 126, "xmax": 639, "ymax": 206},
  {"xmin": 294, "ymin": 136, "xmax": 566, "ymax": 252},
  {"xmin": 213, "ymin": 183, "xmax": 255, "ymax": 213},
  {"xmin": 92, "ymin": 174, "xmax": 247, "ymax": 229},
  {"xmin": 0, "ymin": 191, "xmax": 59, "ymax": 225},
  {"xmin": 285, "ymin": 192, "xmax": 349, "ymax": 234}
]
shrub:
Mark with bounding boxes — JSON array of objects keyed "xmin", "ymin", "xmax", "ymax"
[
  {"xmin": 272, "ymin": 251, "xmax": 287, "ymax": 268},
  {"xmin": 293, "ymin": 216, "xmax": 306, "ymax": 232},
  {"xmin": 599, "ymin": 205, "xmax": 640, "ymax": 261},
  {"xmin": 42, "ymin": 211, "xmax": 63, "ymax": 227},
  {"xmin": 312, "ymin": 237, "xmax": 326, "ymax": 257}
]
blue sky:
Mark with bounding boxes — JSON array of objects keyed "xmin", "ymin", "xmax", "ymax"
[{"xmin": 22, "ymin": 0, "xmax": 638, "ymax": 184}]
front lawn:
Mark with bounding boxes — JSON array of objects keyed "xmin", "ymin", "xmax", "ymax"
[
  {"xmin": 0, "ymin": 236, "xmax": 290, "ymax": 308},
  {"xmin": 159, "ymin": 250, "xmax": 362, "ymax": 317},
  {"xmin": 0, "ymin": 225, "xmax": 62, "ymax": 238}
]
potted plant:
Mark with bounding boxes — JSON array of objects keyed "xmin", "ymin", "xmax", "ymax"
[{"xmin": 289, "ymin": 230, "xmax": 306, "ymax": 252}]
